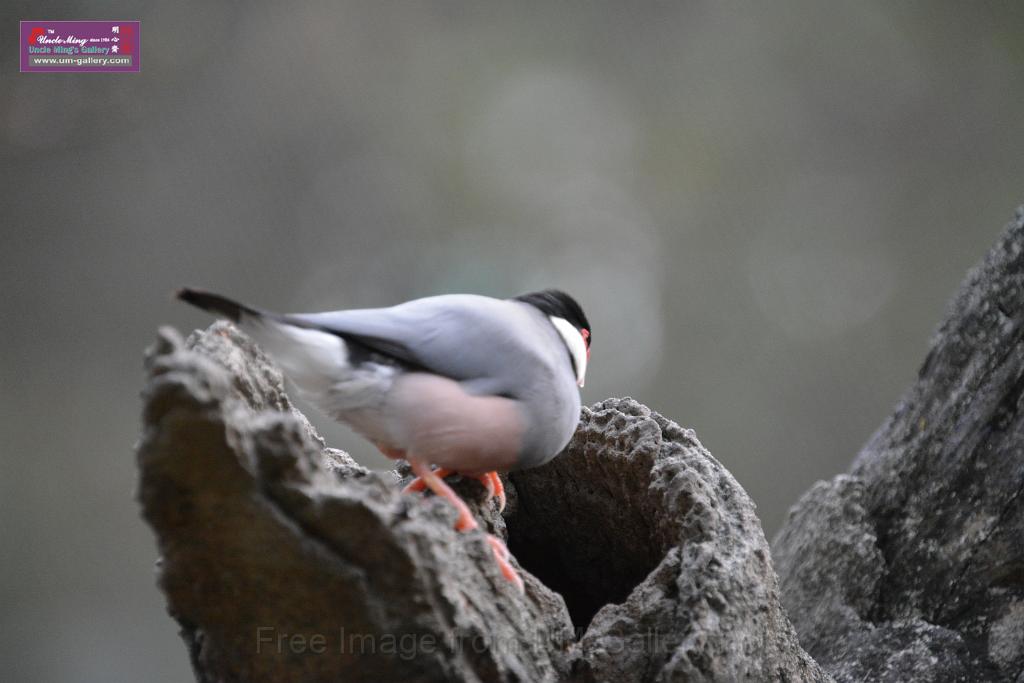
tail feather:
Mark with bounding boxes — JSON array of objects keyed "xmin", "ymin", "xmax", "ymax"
[
  {"xmin": 176, "ymin": 287, "xmax": 349, "ymax": 393},
  {"xmin": 176, "ymin": 288, "xmax": 261, "ymax": 322}
]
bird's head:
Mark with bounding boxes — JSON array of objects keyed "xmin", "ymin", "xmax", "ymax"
[{"xmin": 514, "ymin": 289, "xmax": 592, "ymax": 387}]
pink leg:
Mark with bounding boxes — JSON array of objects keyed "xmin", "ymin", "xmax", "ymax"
[
  {"xmin": 486, "ymin": 535, "xmax": 524, "ymax": 592},
  {"xmin": 485, "ymin": 472, "xmax": 506, "ymax": 513},
  {"xmin": 403, "ymin": 467, "xmax": 453, "ymax": 494},
  {"xmin": 403, "ymin": 457, "xmax": 523, "ymax": 591},
  {"xmin": 403, "ymin": 467, "xmax": 505, "ymax": 512},
  {"xmin": 406, "ymin": 458, "xmax": 476, "ymax": 531}
]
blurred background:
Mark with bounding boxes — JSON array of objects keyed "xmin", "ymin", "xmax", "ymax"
[{"xmin": 3, "ymin": 2, "xmax": 1024, "ymax": 680}]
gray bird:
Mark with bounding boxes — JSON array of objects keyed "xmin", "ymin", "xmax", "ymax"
[{"xmin": 177, "ymin": 288, "xmax": 592, "ymax": 590}]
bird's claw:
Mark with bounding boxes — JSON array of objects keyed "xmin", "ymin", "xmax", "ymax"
[
  {"xmin": 486, "ymin": 535, "xmax": 524, "ymax": 592},
  {"xmin": 402, "ymin": 461, "xmax": 521, "ymax": 590},
  {"xmin": 485, "ymin": 471, "xmax": 507, "ymax": 513}
]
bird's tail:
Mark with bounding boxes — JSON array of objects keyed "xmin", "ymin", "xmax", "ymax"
[
  {"xmin": 175, "ymin": 287, "xmax": 347, "ymax": 393},
  {"xmin": 176, "ymin": 288, "xmax": 262, "ymax": 322}
]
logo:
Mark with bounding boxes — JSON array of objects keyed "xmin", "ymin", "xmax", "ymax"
[{"xmin": 20, "ymin": 20, "xmax": 141, "ymax": 73}]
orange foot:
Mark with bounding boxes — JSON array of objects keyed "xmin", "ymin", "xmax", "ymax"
[
  {"xmin": 403, "ymin": 468, "xmax": 506, "ymax": 513},
  {"xmin": 403, "ymin": 459, "xmax": 522, "ymax": 592},
  {"xmin": 486, "ymin": 535, "xmax": 524, "ymax": 592}
]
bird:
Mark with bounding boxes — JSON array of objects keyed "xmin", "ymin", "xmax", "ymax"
[{"xmin": 176, "ymin": 287, "xmax": 592, "ymax": 591}]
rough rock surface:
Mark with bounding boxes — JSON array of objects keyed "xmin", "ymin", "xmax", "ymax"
[
  {"xmin": 138, "ymin": 324, "xmax": 575, "ymax": 683},
  {"xmin": 510, "ymin": 399, "xmax": 826, "ymax": 682},
  {"xmin": 138, "ymin": 324, "xmax": 827, "ymax": 681},
  {"xmin": 773, "ymin": 208, "xmax": 1024, "ymax": 682}
]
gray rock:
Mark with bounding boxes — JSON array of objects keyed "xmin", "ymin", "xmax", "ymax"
[
  {"xmin": 138, "ymin": 324, "xmax": 827, "ymax": 681},
  {"xmin": 773, "ymin": 207, "xmax": 1024, "ymax": 682},
  {"xmin": 138, "ymin": 322, "xmax": 575, "ymax": 683},
  {"xmin": 510, "ymin": 398, "xmax": 827, "ymax": 682}
]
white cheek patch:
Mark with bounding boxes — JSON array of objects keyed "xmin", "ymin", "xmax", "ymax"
[{"xmin": 549, "ymin": 315, "xmax": 588, "ymax": 387}]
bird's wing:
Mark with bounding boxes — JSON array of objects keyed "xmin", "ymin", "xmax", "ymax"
[{"xmin": 287, "ymin": 294, "xmax": 544, "ymax": 389}]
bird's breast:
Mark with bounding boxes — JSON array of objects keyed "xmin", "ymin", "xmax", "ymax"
[{"xmin": 382, "ymin": 372, "xmax": 525, "ymax": 474}]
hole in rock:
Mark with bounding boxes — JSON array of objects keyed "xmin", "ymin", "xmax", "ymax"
[{"xmin": 507, "ymin": 465, "xmax": 671, "ymax": 630}]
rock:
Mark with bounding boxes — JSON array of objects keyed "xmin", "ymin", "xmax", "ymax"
[
  {"xmin": 510, "ymin": 399, "xmax": 828, "ymax": 682},
  {"xmin": 773, "ymin": 207, "xmax": 1024, "ymax": 682},
  {"xmin": 138, "ymin": 322, "xmax": 575, "ymax": 683},
  {"xmin": 137, "ymin": 324, "xmax": 827, "ymax": 681}
]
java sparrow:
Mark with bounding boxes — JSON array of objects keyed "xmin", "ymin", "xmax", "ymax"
[{"xmin": 177, "ymin": 288, "xmax": 592, "ymax": 590}]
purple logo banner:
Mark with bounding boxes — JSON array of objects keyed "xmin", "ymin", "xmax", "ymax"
[{"xmin": 20, "ymin": 20, "xmax": 140, "ymax": 73}]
